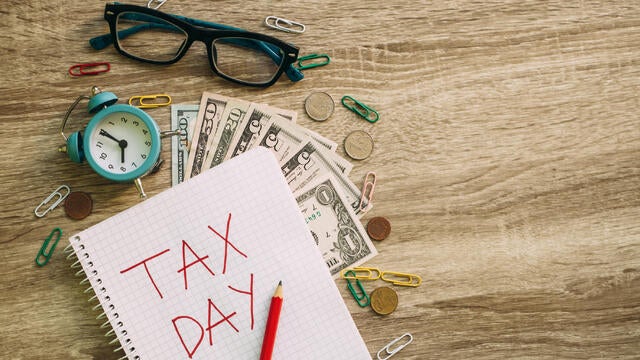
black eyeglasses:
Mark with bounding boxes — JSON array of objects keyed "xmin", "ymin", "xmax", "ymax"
[{"xmin": 90, "ymin": 3, "xmax": 303, "ymax": 87}]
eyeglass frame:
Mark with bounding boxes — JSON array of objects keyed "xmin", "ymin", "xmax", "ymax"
[{"xmin": 90, "ymin": 3, "xmax": 304, "ymax": 87}]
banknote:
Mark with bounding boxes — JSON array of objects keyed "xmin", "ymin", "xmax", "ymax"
[
  {"xmin": 296, "ymin": 175, "xmax": 378, "ymax": 277},
  {"xmin": 258, "ymin": 115, "xmax": 308, "ymax": 163},
  {"xmin": 204, "ymin": 98, "xmax": 251, "ymax": 168},
  {"xmin": 301, "ymin": 127, "xmax": 336, "ymax": 153},
  {"xmin": 184, "ymin": 93, "xmax": 229, "ymax": 180},
  {"xmin": 280, "ymin": 140, "xmax": 362, "ymax": 215},
  {"xmin": 170, "ymin": 104, "xmax": 198, "ymax": 186},
  {"xmin": 225, "ymin": 104, "xmax": 274, "ymax": 160}
]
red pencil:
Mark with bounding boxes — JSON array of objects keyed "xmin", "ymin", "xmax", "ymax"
[{"xmin": 259, "ymin": 281, "xmax": 283, "ymax": 360}]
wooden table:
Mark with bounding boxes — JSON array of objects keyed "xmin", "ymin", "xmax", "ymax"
[{"xmin": 1, "ymin": 1, "xmax": 639, "ymax": 359}]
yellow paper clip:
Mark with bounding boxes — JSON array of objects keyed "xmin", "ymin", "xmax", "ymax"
[
  {"xmin": 377, "ymin": 333, "xmax": 413, "ymax": 360},
  {"xmin": 128, "ymin": 94, "xmax": 172, "ymax": 109},
  {"xmin": 358, "ymin": 171, "xmax": 376, "ymax": 212},
  {"xmin": 341, "ymin": 267, "xmax": 382, "ymax": 280},
  {"xmin": 381, "ymin": 271, "xmax": 422, "ymax": 287},
  {"xmin": 34, "ymin": 185, "xmax": 70, "ymax": 218}
]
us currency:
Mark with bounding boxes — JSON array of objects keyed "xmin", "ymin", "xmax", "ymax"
[
  {"xmin": 171, "ymin": 104, "xmax": 198, "ymax": 186},
  {"xmin": 225, "ymin": 104, "xmax": 274, "ymax": 160},
  {"xmin": 184, "ymin": 93, "xmax": 230, "ymax": 180},
  {"xmin": 204, "ymin": 98, "xmax": 251, "ymax": 168},
  {"xmin": 296, "ymin": 175, "xmax": 378, "ymax": 277},
  {"xmin": 301, "ymin": 127, "xmax": 337, "ymax": 153},
  {"xmin": 280, "ymin": 140, "xmax": 363, "ymax": 215},
  {"xmin": 259, "ymin": 115, "xmax": 308, "ymax": 163}
]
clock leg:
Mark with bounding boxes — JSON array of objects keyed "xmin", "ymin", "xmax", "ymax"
[{"xmin": 134, "ymin": 178, "xmax": 147, "ymax": 199}]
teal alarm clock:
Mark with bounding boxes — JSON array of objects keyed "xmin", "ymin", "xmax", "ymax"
[{"xmin": 59, "ymin": 86, "xmax": 161, "ymax": 197}]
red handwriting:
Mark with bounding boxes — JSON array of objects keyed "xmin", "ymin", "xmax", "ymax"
[
  {"xmin": 208, "ymin": 213, "xmax": 247, "ymax": 274},
  {"xmin": 120, "ymin": 248, "xmax": 171, "ymax": 299},
  {"xmin": 172, "ymin": 298, "xmax": 241, "ymax": 359},
  {"xmin": 172, "ymin": 316, "xmax": 204, "ymax": 359},
  {"xmin": 177, "ymin": 240, "xmax": 216, "ymax": 290},
  {"xmin": 119, "ymin": 213, "xmax": 258, "ymax": 358},
  {"xmin": 228, "ymin": 273, "xmax": 255, "ymax": 330}
]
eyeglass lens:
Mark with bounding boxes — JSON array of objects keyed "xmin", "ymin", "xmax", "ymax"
[{"xmin": 115, "ymin": 12, "xmax": 286, "ymax": 85}]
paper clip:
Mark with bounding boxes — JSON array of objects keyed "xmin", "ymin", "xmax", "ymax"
[
  {"xmin": 128, "ymin": 94, "xmax": 172, "ymax": 109},
  {"xmin": 341, "ymin": 267, "xmax": 382, "ymax": 280},
  {"xmin": 68, "ymin": 62, "xmax": 110, "ymax": 77},
  {"xmin": 35, "ymin": 228, "xmax": 62, "ymax": 267},
  {"xmin": 147, "ymin": 0, "xmax": 167, "ymax": 10},
  {"xmin": 35, "ymin": 185, "xmax": 71, "ymax": 218},
  {"xmin": 295, "ymin": 53, "xmax": 331, "ymax": 70},
  {"xmin": 341, "ymin": 95, "xmax": 380, "ymax": 123},
  {"xmin": 344, "ymin": 270, "xmax": 371, "ymax": 307},
  {"xmin": 377, "ymin": 333, "xmax": 413, "ymax": 360},
  {"xmin": 359, "ymin": 171, "xmax": 376, "ymax": 212},
  {"xmin": 381, "ymin": 271, "xmax": 422, "ymax": 287},
  {"xmin": 264, "ymin": 16, "xmax": 305, "ymax": 33}
]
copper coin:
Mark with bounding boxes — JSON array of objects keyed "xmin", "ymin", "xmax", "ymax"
[
  {"xmin": 304, "ymin": 91, "xmax": 335, "ymax": 121},
  {"xmin": 370, "ymin": 286, "xmax": 398, "ymax": 315},
  {"xmin": 367, "ymin": 216, "xmax": 391, "ymax": 240},
  {"xmin": 344, "ymin": 130, "xmax": 374, "ymax": 160},
  {"xmin": 64, "ymin": 191, "xmax": 93, "ymax": 220}
]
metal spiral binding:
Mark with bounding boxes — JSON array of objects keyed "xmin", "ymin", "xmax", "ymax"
[{"xmin": 66, "ymin": 236, "xmax": 140, "ymax": 360}]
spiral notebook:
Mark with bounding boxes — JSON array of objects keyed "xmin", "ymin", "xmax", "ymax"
[{"xmin": 68, "ymin": 147, "xmax": 371, "ymax": 360}]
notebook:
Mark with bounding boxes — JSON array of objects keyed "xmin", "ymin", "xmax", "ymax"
[{"xmin": 68, "ymin": 147, "xmax": 372, "ymax": 360}]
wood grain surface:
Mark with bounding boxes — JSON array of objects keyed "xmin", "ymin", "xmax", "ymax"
[{"xmin": 1, "ymin": 0, "xmax": 639, "ymax": 359}]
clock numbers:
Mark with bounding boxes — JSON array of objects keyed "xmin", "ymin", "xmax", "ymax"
[{"xmin": 91, "ymin": 111, "xmax": 156, "ymax": 177}]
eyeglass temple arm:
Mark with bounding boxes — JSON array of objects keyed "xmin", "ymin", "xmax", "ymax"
[{"xmin": 89, "ymin": 14, "xmax": 303, "ymax": 82}]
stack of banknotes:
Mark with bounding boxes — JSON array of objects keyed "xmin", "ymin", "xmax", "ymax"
[{"xmin": 171, "ymin": 92, "xmax": 377, "ymax": 277}]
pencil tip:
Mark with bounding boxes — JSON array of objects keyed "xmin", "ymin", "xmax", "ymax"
[{"xmin": 278, "ymin": 280, "xmax": 282, "ymax": 286}]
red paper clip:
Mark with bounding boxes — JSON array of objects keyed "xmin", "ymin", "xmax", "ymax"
[{"xmin": 68, "ymin": 62, "xmax": 110, "ymax": 76}]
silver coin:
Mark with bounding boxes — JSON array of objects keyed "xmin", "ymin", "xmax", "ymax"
[
  {"xmin": 344, "ymin": 130, "xmax": 374, "ymax": 160},
  {"xmin": 304, "ymin": 92, "xmax": 335, "ymax": 121}
]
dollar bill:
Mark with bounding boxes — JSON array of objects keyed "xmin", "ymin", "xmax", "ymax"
[
  {"xmin": 281, "ymin": 140, "xmax": 362, "ymax": 215},
  {"xmin": 301, "ymin": 127, "xmax": 337, "ymax": 153},
  {"xmin": 225, "ymin": 104, "xmax": 274, "ymax": 160},
  {"xmin": 170, "ymin": 104, "xmax": 198, "ymax": 186},
  {"xmin": 296, "ymin": 175, "xmax": 378, "ymax": 277},
  {"xmin": 259, "ymin": 115, "xmax": 308, "ymax": 163},
  {"xmin": 204, "ymin": 98, "xmax": 251, "ymax": 168},
  {"xmin": 184, "ymin": 93, "xmax": 230, "ymax": 180}
]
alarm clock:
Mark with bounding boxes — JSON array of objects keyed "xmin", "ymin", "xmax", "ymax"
[{"xmin": 59, "ymin": 86, "xmax": 161, "ymax": 198}]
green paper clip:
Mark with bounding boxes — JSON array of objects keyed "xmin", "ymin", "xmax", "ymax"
[
  {"xmin": 35, "ymin": 227, "xmax": 62, "ymax": 267},
  {"xmin": 341, "ymin": 95, "xmax": 379, "ymax": 123},
  {"xmin": 295, "ymin": 53, "xmax": 330, "ymax": 70},
  {"xmin": 345, "ymin": 270, "xmax": 370, "ymax": 307}
]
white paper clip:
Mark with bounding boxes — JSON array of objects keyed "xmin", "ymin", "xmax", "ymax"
[
  {"xmin": 358, "ymin": 171, "xmax": 376, "ymax": 212},
  {"xmin": 147, "ymin": 0, "xmax": 167, "ymax": 10},
  {"xmin": 34, "ymin": 185, "xmax": 71, "ymax": 218},
  {"xmin": 377, "ymin": 333, "xmax": 413, "ymax": 360},
  {"xmin": 264, "ymin": 16, "xmax": 305, "ymax": 33}
]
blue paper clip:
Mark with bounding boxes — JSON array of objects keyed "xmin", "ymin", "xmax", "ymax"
[
  {"xmin": 35, "ymin": 228, "xmax": 62, "ymax": 267},
  {"xmin": 345, "ymin": 270, "xmax": 370, "ymax": 307},
  {"xmin": 341, "ymin": 95, "xmax": 379, "ymax": 123}
]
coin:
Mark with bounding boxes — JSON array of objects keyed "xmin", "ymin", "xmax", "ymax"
[
  {"xmin": 367, "ymin": 216, "xmax": 391, "ymax": 240},
  {"xmin": 370, "ymin": 286, "xmax": 398, "ymax": 315},
  {"xmin": 304, "ymin": 91, "xmax": 335, "ymax": 121},
  {"xmin": 344, "ymin": 130, "xmax": 374, "ymax": 160},
  {"xmin": 64, "ymin": 191, "xmax": 93, "ymax": 220}
]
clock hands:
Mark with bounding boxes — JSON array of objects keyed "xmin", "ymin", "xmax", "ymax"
[{"xmin": 99, "ymin": 129, "xmax": 128, "ymax": 163}]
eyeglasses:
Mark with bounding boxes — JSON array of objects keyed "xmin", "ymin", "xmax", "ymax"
[{"xmin": 90, "ymin": 3, "xmax": 303, "ymax": 87}]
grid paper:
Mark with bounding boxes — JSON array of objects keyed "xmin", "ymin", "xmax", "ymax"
[{"xmin": 70, "ymin": 147, "xmax": 371, "ymax": 360}]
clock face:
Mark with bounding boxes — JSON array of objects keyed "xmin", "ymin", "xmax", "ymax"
[{"xmin": 84, "ymin": 105, "xmax": 160, "ymax": 182}]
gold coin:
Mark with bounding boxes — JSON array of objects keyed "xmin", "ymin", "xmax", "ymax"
[
  {"xmin": 344, "ymin": 130, "xmax": 374, "ymax": 160},
  {"xmin": 304, "ymin": 91, "xmax": 335, "ymax": 121},
  {"xmin": 370, "ymin": 286, "xmax": 398, "ymax": 315}
]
